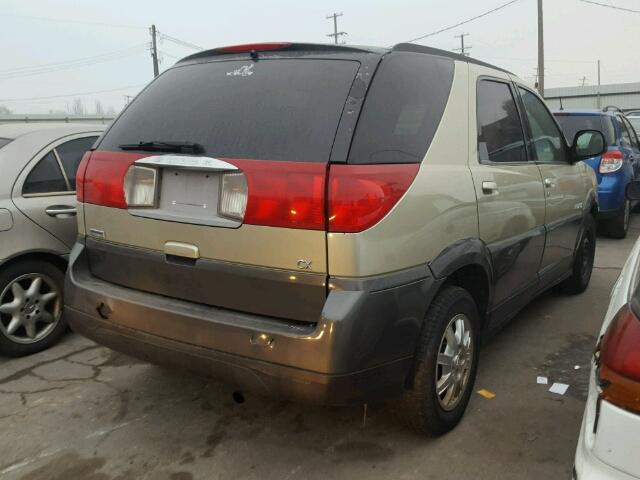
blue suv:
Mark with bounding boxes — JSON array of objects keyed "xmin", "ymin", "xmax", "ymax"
[{"xmin": 555, "ymin": 109, "xmax": 640, "ymax": 238}]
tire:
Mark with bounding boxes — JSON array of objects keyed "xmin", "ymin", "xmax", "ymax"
[
  {"xmin": 561, "ymin": 215, "xmax": 596, "ymax": 295},
  {"xmin": 0, "ymin": 259, "xmax": 67, "ymax": 357},
  {"xmin": 600, "ymin": 199, "xmax": 630, "ymax": 239},
  {"xmin": 392, "ymin": 286, "xmax": 480, "ymax": 436}
]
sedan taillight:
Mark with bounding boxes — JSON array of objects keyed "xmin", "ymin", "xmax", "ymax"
[{"xmin": 598, "ymin": 303, "xmax": 640, "ymax": 414}]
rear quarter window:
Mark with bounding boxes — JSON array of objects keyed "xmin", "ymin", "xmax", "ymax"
[
  {"xmin": 347, "ymin": 52, "xmax": 454, "ymax": 164},
  {"xmin": 0, "ymin": 138, "xmax": 11, "ymax": 149}
]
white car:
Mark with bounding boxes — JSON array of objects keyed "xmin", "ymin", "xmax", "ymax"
[{"xmin": 574, "ymin": 182, "xmax": 640, "ymax": 479}]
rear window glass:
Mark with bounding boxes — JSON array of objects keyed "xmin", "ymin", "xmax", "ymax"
[
  {"xmin": 348, "ymin": 53, "xmax": 454, "ymax": 164},
  {"xmin": 0, "ymin": 138, "xmax": 12, "ymax": 150},
  {"xmin": 99, "ymin": 59, "xmax": 360, "ymax": 162},
  {"xmin": 554, "ymin": 114, "xmax": 616, "ymax": 146}
]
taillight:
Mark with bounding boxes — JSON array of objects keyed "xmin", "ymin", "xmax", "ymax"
[
  {"xmin": 229, "ymin": 160, "xmax": 325, "ymax": 230},
  {"xmin": 75, "ymin": 151, "xmax": 92, "ymax": 202},
  {"xmin": 80, "ymin": 151, "xmax": 419, "ymax": 232},
  {"xmin": 328, "ymin": 164, "xmax": 420, "ymax": 233},
  {"xmin": 219, "ymin": 172, "xmax": 248, "ymax": 220},
  {"xmin": 599, "ymin": 150, "xmax": 624, "ymax": 174},
  {"xmin": 123, "ymin": 165, "xmax": 158, "ymax": 207},
  {"xmin": 598, "ymin": 303, "xmax": 640, "ymax": 414},
  {"xmin": 82, "ymin": 151, "xmax": 141, "ymax": 208}
]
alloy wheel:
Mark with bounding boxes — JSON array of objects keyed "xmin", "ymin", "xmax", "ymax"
[
  {"xmin": 435, "ymin": 313, "xmax": 474, "ymax": 411},
  {"xmin": 0, "ymin": 274, "xmax": 61, "ymax": 344}
]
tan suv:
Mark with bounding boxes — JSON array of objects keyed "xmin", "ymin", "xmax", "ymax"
[{"xmin": 65, "ymin": 42, "xmax": 606, "ymax": 435}]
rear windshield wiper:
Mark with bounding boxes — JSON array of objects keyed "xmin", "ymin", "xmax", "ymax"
[{"xmin": 118, "ymin": 140, "xmax": 205, "ymax": 154}]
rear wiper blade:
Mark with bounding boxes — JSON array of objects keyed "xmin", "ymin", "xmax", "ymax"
[{"xmin": 118, "ymin": 140, "xmax": 205, "ymax": 154}]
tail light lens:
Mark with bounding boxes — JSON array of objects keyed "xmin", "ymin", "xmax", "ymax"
[
  {"xmin": 229, "ymin": 160, "xmax": 325, "ymax": 230},
  {"xmin": 79, "ymin": 151, "xmax": 419, "ymax": 232},
  {"xmin": 598, "ymin": 303, "xmax": 640, "ymax": 414},
  {"xmin": 75, "ymin": 151, "xmax": 92, "ymax": 202},
  {"xmin": 599, "ymin": 150, "xmax": 624, "ymax": 174},
  {"xmin": 78, "ymin": 151, "xmax": 141, "ymax": 208},
  {"xmin": 219, "ymin": 172, "xmax": 248, "ymax": 220},
  {"xmin": 123, "ymin": 165, "xmax": 157, "ymax": 207},
  {"xmin": 328, "ymin": 164, "xmax": 420, "ymax": 233}
]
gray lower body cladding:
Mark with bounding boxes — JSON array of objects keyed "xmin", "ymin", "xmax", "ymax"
[{"xmin": 65, "ymin": 240, "xmax": 441, "ymax": 405}]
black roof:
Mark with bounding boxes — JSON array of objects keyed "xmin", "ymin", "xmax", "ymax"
[{"xmin": 177, "ymin": 42, "xmax": 512, "ymax": 75}]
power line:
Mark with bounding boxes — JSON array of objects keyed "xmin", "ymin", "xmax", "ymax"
[
  {"xmin": 578, "ymin": 0, "xmax": 640, "ymax": 14},
  {"xmin": 160, "ymin": 51, "xmax": 182, "ymax": 60},
  {"xmin": 0, "ymin": 45, "xmax": 149, "ymax": 80},
  {"xmin": 0, "ymin": 13, "xmax": 146, "ymax": 29},
  {"xmin": 0, "ymin": 44, "xmax": 149, "ymax": 74},
  {"xmin": 159, "ymin": 33, "xmax": 205, "ymax": 51},
  {"xmin": 0, "ymin": 84, "xmax": 147, "ymax": 103},
  {"xmin": 403, "ymin": 0, "xmax": 522, "ymax": 43}
]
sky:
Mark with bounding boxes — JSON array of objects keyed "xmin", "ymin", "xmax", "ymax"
[{"xmin": 1, "ymin": 0, "xmax": 639, "ymax": 114}]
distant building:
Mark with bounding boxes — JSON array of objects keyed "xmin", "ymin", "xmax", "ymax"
[{"xmin": 545, "ymin": 82, "xmax": 640, "ymax": 112}]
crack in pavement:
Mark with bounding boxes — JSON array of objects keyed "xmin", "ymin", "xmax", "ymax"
[{"xmin": 0, "ymin": 345, "xmax": 102, "ymax": 385}]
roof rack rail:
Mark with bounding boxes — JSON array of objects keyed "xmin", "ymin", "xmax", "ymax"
[{"xmin": 603, "ymin": 105, "xmax": 624, "ymax": 113}]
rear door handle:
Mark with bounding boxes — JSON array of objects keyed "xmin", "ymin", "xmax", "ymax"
[
  {"xmin": 482, "ymin": 181, "xmax": 498, "ymax": 194},
  {"xmin": 544, "ymin": 178, "xmax": 556, "ymax": 188},
  {"xmin": 45, "ymin": 205, "xmax": 77, "ymax": 217}
]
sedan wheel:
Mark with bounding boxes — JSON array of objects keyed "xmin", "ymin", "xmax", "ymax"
[
  {"xmin": 0, "ymin": 273, "xmax": 62, "ymax": 344},
  {"xmin": 0, "ymin": 260, "xmax": 67, "ymax": 357}
]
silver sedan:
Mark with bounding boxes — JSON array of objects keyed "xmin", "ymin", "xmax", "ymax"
[{"xmin": 0, "ymin": 123, "xmax": 104, "ymax": 356}]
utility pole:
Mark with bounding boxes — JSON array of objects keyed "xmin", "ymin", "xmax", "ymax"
[
  {"xmin": 326, "ymin": 13, "xmax": 347, "ymax": 44},
  {"xmin": 150, "ymin": 24, "xmax": 159, "ymax": 78},
  {"xmin": 537, "ymin": 0, "xmax": 545, "ymax": 96},
  {"xmin": 123, "ymin": 95, "xmax": 133, "ymax": 106},
  {"xmin": 454, "ymin": 33, "xmax": 471, "ymax": 56}
]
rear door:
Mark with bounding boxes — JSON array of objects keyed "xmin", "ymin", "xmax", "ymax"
[
  {"xmin": 12, "ymin": 134, "xmax": 99, "ymax": 248},
  {"xmin": 468, "ymin": 72, "xmax": 546, "ymax": 310},
  {"xmin": 81, "ymin": 54, "xmax": 367, "ymax": 322},
  {"xmin": 516, "ymin": 86, "xmax": 584, "ymax": 281}
]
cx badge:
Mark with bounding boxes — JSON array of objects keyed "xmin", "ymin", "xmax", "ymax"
[{"xmin": 297, "ymin": 259, "xmax": 312, "ymax": 270}]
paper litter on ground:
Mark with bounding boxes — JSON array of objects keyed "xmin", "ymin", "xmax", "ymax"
[
  {"xmin": 536, "ymin": 376, "xmax": 548, "ymax": 385},
  {"xmin": 549, "ymin": 383, "xmax": 569, "ymax": 395}
]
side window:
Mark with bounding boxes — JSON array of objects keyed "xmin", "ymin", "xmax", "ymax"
[
  {"xmin": 55, "ymin": 136, "xmax": 98, "ymax": 190},
  {"xmin": 621, "ymin": 117, "xmax": 639, "ymax": 150},
  {"xmin": 22, "ymin": 152, "xmax": 68, "ymax": 195},
  {"xmin": 616, "ymin": 116, "xmax": 632, "ymax": 148},
  {"xmin": 518, "ymin": 87, "xmax": 568, "ymax": 164},
  {"xmin": 476, "ymin": 79, "xmax": 527, "ymax": 163}
]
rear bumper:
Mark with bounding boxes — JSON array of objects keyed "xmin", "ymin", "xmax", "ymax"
[{"xmin": 65, "ymin": 240, "xmax": 442, "ymax": 405}]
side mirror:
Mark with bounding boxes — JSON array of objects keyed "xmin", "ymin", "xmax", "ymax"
[
  {"xmin": 571, "ymin": 129, "xmax": 606, "ymax": 162},
  {"xmin": 626, "ymin": 181, "xmax": 640, "ymax": 201}
]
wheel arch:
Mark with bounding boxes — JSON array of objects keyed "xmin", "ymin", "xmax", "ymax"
[
  {"xmin": 0, "ymin": 250, "xmax": 68, "ymax": 274},
  {"xmin": 428, "ymin": 238, "xmax": 494, "ymax": 326}
]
